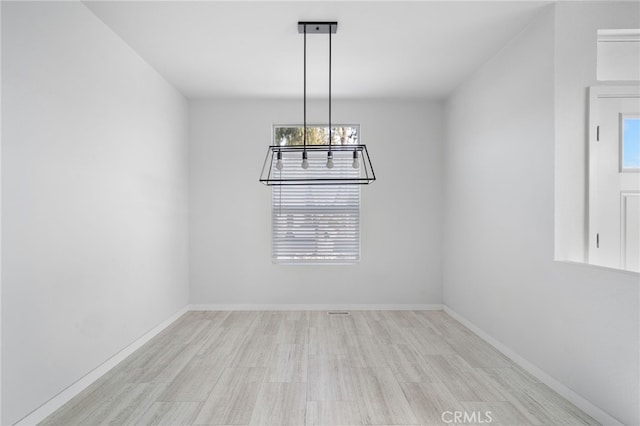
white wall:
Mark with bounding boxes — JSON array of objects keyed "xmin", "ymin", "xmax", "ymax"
[
  {"xmin": 554, "ymin": 1, "xmax": 640, "ymax": 262},
  {"xmin": 2, "ymin": 3, "xmax": 189, "ymax": 424},
  {"xmin": 0, "ymin": 2, "xmax": 4, "ymax": 422},
  {"xmin": 190, "ymin": 99, "xmax": 443, "ymax": 306},
  {"xmin": 443, "ymin": 6, "xmax": 639, "ymax": 426}
]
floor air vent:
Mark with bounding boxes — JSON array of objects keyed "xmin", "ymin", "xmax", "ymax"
[{"xmin": 327, "ymin": 311, "xmax": 351, "ymax": 316}]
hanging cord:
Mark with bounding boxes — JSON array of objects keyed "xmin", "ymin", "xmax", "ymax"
[
  {"xmin": 328, "ymin": 23, "xmax": 332, "ymax": 153},
  {"xmin": 303, "ymin": 24, "xmax": 307, "ymax": 153}
]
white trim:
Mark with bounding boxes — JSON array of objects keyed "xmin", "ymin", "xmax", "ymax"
[
  {"xmin": 598, "ymin": 29, "xmax": 640, "ymax": 43},
  {"xmin": 443, "ymin": 306, "xmax": 623, "ymax": 426},
  {"xmin": 14, "ymin": 306, "xmax": 189, "ymax": 426},
  {"xmin": 553, "ymin": 259, "xmax": 640, "ymax": 277},
  {"xmin": 189, "ymin": 303, "xmax": 443, "ymax": 311}
]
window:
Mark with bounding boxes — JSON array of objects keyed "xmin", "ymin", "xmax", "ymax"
[{"xmin": 272, "ymin": 125, "xmax": 360, "ymax": 263}]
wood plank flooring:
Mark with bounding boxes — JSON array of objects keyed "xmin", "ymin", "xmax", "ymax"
[{"xmin": 41, "ymin": 311, "xmax": 599, "ymax": 425}]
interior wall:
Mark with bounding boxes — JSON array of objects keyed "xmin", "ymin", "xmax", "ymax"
[
  {"xmin": 0, "ymin": 2, "xmax": 3, "ymax": 422},
  {"xmin": 554, "ymin": 1, "xmax": 640, "ymax": 262},
  {"xmin": 189, "ymin": 99, "xmax": 443, "ymax": 306},
  {"xmin": 443, "ymin": 6, "xmax": 639, "ymax": 425},
  {"xmin": 1, "ymin": 3, "xmax": 189, "ymax": 424}
]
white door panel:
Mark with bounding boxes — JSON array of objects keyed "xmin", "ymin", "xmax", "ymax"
[
  {"xmin": 589, "ymin": 86, "xmax": 640, "ymax": 272},
  {"xmin": 622, "ymin": 192, "xmax": 640, "ymax": 271}
]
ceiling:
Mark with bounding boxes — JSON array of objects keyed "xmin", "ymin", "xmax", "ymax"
[{"xmin": 84, "ymin": 1, "xmax": 549, "ymax": 99}]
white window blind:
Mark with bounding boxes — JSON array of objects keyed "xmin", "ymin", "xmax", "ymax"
[{"xmin": 272, "ymin": 152, "xmax": 360, "ymax": 264}]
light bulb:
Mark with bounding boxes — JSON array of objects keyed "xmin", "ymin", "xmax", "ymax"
[
  {"xmin": 301, "ymin": 151, "xmax": 309, "ymax": 169},
  {"xmin": 326, "ymin": 152, "xmax": 334, "ymax": 169},
  {"xmin": 352, "ymin": 151, "xmax": 360, "ymax": 169},
  {"xmin": 275, "ymin": 151, "xmax": 283, "ymax": 170}
]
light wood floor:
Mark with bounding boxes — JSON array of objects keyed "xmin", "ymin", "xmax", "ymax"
[{"xmin": 41, "ymin": 310, "xmax": 599, "ymax": 425}]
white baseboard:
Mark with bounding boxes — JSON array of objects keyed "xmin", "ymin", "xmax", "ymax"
[
  {"xmin": 15, "ymin": 306, "xmax": 189, "ymax": 426},
  {"xmin": 443, "ymin": 306, "xmax": 622, "ymax": 426},
  {"xmin": 188, "ymin": 303, "xmax": 443, "ymax": 311}
]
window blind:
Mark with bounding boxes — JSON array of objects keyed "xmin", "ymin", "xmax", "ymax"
[{"xmin": 272, "ymin": 151, "xmax": 360, "ymax": 263}]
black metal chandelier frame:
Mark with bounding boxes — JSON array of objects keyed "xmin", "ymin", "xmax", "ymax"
[{"xmin": 259, "ymin": 21, "xmax": 376, "ymax": 186}]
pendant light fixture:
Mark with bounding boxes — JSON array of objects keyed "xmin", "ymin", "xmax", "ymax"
[{"xmin": 259, "ymin": 21, "xmax": 376, "ymax": 186}]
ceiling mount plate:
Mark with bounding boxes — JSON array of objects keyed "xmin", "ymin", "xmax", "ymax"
[{"xmin": 298, "ymin": 21, "xmax": 338, "ymax": 34}]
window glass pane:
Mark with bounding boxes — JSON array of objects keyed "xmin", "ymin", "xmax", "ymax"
[
  {"xmin": 275, "ymin": 126, "xmax": 358, "ymax": 146},
  {"xmin": 623, "ymin": 117, "xmax": 640, "ymax": 169}
]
